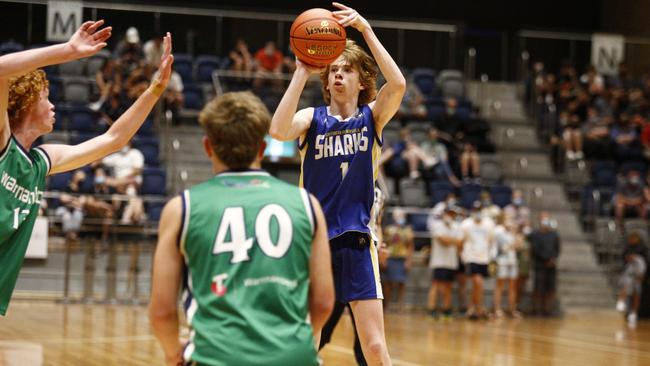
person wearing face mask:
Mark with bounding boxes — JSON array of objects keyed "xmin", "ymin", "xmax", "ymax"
[
  {"xmin": 614, "ymin": 170, "xmax": 646, "ymax": 228},
  {"xmin": 381, "ymin": 208, "xmax": 414, "ymax": 312},
  {"xmin": 504, "ymin": 189, "xmax": 531, "ymax": 233},
  {"xmin": 527, "ymin": 212, "xmax": 561, "ymax": 316},
  {"xmin": 460, "ymin": 201, "xmax": 495, "ymax": 320},
  {"xmin": 430, "ymin": 193, "xmax": 458, "ymax": 220},
  {"xmin": 428, "ymin": 207, "xmax": 464, "ymax": 319}
]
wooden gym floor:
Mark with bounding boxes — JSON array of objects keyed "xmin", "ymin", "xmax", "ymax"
[{"xmin": 1, "ymin": 301, "xmax": 649, "ymax": 365}]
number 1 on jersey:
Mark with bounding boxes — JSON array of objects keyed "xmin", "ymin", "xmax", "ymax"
[
  {"xmin": 12, "ymin": 208, "xmax": 30, "ymax": 229},
  {"xmin": 340, "ymin": 162, "xmax": 349, "ymax": 180}
]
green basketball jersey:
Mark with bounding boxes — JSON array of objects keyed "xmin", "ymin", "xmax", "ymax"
[
  {"xmin": 179, "ymin": 171, "xmax": 318, "ymax": 366},
  {"xmin": 0, "ymin": 136, "xmax": 50, "ymax": 315}
]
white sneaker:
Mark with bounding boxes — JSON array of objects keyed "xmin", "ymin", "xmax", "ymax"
[
  {"xmin": 627, "ymin": 312, "xmax": 637, "ymax": 326},
  {"xmin": 566, "ymin": 150, "xmax": 576, "ymax": 160},
  {"xmin": 616, "ymin": 300, "xmax": 626, "ymax": 312}
]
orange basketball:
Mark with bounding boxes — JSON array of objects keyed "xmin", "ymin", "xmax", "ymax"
[{"xmin": 290, "ymin": 8, "xmax": 346, "ymax": 67}]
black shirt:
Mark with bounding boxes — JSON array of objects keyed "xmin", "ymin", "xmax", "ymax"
[{"xmin": 528, "ymin": 230, "xmax": 561, "ymax": 266}]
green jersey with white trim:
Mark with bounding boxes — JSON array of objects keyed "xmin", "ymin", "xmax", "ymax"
[
  {"xmin": 0, "ymin": 136, "xmax": 50, "ymax": 315},
  {"xmin": 179, "ymin": 170, "xmax": 318, "ymax": 366}
]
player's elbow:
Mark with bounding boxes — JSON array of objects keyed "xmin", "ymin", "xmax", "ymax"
[
  {"xmin": 310, "ymin": 288, "xmax": 335, "ymax": 324},
  {"xmin": 269, "ymin": 123, "xmax": 289, "ymax": 141},
  {"xmin": 392, "ymin": 75, "xmax": 407, "ymax": 94},
  {"xmin": 148, "ymin": 302, "xmax": 176, "ymax": 328}
]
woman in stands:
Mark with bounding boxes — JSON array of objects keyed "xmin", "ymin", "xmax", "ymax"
[
  {"xmin": 270, "ymin": 2, "xmax": 405, "ymax": 364},
  {"xmin": 0, "ymin": 21, "xmax": 173, "ymax": 316}
]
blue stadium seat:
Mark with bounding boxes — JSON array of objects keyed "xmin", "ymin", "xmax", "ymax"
[
  {"xmin": 408, "ymin": 212, "xmax": 429, "ymax": 232},
  {"xmin": 137, "ymin": 117, "xmax": 155, "ymax": 137},
  {"xmin": 141, "ymin": 168, "xmax": 166, "ymax": 196},
  {"xmin": 619, "ymin": 161, "xmax": 647, "ymax": 176},
  {"xmin": 146, "ymin": 201, "xmax": 165, "ymax": 222},
  {"xmin": 195, "ymin": 55, "xmax": 220, "ymax": 82},
  {"xmin": 430, "ymin": 180, "xmax": 454, "ymax": 206},
  {"xmin": 68, "ymin": 106, "xmax": 99, "ymax": 133},
  {"xmin": 63, "ymin": 79, "xmax": 91, "ymax": 104},
  {"xmin": 490, "ymin": 184, "xmax": 512, "ymax": 208},
  {"xmin": 183, "ymin": 84, "xmax": 203, "ymax": 110},
  {"xmin": 47, "ymin": 171, "xmax": 73, "ymax": 191},
  {"xmin": 0, "ymin": 41, "xmax": 24, "ymax": 55},
  {"xmin": 591, "ymin": 160, "xmax": 617, "ymax": 189},
  {"xmin": 48, "ymin": 77, "xmax": 64, "ymax": 103},
  {"xmin": 412, "ymin": 67, "xmax": 437, "ymax": 97},
  {"xmin": 456, "ymin": 106, "xmax": 471, "ymax": 121},
  {"xmin": 137, "ymin": 142, "xmax": 160, "ymax": 167},
  {"xmin": 460, "ymin": 183, "xmax": 482, "ymax": 209},
  {"xmin": 173, "ymin": 54, "xmax": 194, "ymax": 83}
]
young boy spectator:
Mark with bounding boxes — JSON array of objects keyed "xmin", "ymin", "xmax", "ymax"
[
  {"xmin": 616, "ymin": 232, "xmax": 648, "ymax": 327},
  {"xmin": 382, "ymin": 208, "xmax": 414, "ymax": 312}
]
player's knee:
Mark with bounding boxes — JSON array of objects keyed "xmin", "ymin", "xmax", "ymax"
[{"xmin": 364, "ymin": 339, "xmax": 388, "ymax": 359}]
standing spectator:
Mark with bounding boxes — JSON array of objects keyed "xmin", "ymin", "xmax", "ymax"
[
  {"xmin": 102, "ymin": 142, "xmax": 147, "ymax": 224},
  {"xmin": 528, "ymin": 212, "xmax": 561, "ymax": 316},
  {"xmin": 90, "ymin": 58, "xmax": 122, "ymax": 112},
  {"xmin": 480, "ymin": 190, "xmax": 501, "ymax": 221},
  {"xmin": 616, "ymin": 232, "xmax": 648, "ymax": 327},
  {"xmin": 614, "ymin": 170, "xmax": 646, "ymax": 227},
  {"xmin": 493, "ymin": 215, "xmax": 522, "ymax": 318},
  {"xmin": 461, "ymin": 202, "xmax": 495, "ymax": 319},
  {"xmin": 254, "ymin": 41, "xmax": 283, "ymax": 89},
  {"xmin": 460, "ymin": 142, "xmax": 480, "ymax": 182},
  {"xmin": 430, "ymin": 193, "xmax": 458, "ymax": 220},
  {"xmin": 503, "ymin": 189, "xmax": 531, "ymax": 232},
  {"xmin": 419, "ymin": 127, "xmax": 461, "ymax": 186},
  {"xmin": 382, "ymin": 208, "xmax": 414, "ymax": 312},
  {"xmin": 428, "ymin": 207, "xmax": 463, "ymax": 319}
]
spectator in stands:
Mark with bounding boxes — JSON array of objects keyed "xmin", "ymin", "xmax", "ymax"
[
  {"xmin": 419, "ymin": 127, "xmax": 461, "ymax": 186},
  {"xmin": 143, "ymin": 35, "xmax": 164, "ymax": 67},
  {"xmin": 528, "ymin": 212, "xmax": 560, "ymax": 317},
  {"xmin": 382, "ymin": 208, "xmax": 414, "ymax": 312},
  {"xmin": 99, "ymin": 81, "xmax": 129, "ymax": 126},
  {"xmin": 460, "ymin": 142, "xmax": 480, "ymax": 182},
  {"xmin": 229, "ymin": 38, "xmax": 254, "ymax": 75},
  {"xmin": 616, "ymin": 232, "xmax": 648, "ymax": 327},
  {"xmin": 638, "ymin": 114, "xmax": 650, "ymax": 160},
  {"xmin": 614, "ymin": 170, "xmax": 646, "ymax": 226},
  {"xmin": 435, "ymin": 97, "xmax": 461, "ymax": 137},
  {"xmin": 493, "ymin": 215, "xmax": 523, "ymax": 318},
  {"xmin": 56, "ymin": 170, "xmax": 87, "ymax": 241},
  {"xmin": 504, "ymin": 189, "xmax": 531, "ymax": 233},
  {"xmin": 125, "ymin": 63, "xmax": 154, "ymax": 102},
  {"xmin": 479, "ymin": 190, "xmax": 501, "ymax": 221},
  {"xmin": 90, "ymin": 58, "xmax": 122, "ymax": 112},
  {"xmin": 611, "ymin": 112, "xmax": 643, "ymax": 162},
  {"xmin": 430, "ymin": 192, "xmax": 457, "ymax": 220},
  {"xmin": 113, "ymin": 26, "xmax": 144, "ymax": 72},
  {"xmin": 645, "ymin": 173, "xmax": 650, "ymax": 219},
  {"xmin": 580, "ymin": 65, "xmax": 604, "ymax": 95},
  {"xmin": 561, "ymin": 111, "xmax": 584, "ymax": 160},
  {"xmin": 396, "ymin": 78, "xmax": 427, "ymax": 121},
  {"xmin": 609, "ymin": 62, "xmax": 635, "ymax": 90},
  {"xmin": 461, "ymin": 201, "xmax": 495, "ymax": 320},
  {"xmin": 582, "ymin": 106, "xmax": 613, "ymax": 160},
  {"xmin": 254, "ymin": 41, "xmax": 283, "ymax": 88},
  {"xmin": 102, "ymin": 142, "xmax": 146, "ymax": 224},
  {"xmin": 428, "ymin": 207, "xmax": 463, "ymax": 319},
  {"xmin": 516, "ymin": 229, "xmax": 532, "ymax": 313},
  {"xmin": 160, "ymin": 67, "xmax": 184, "ymax": 124},
  {"xmin": 382, "ymin": 127, "xmax": 429, "ymax": 180}
]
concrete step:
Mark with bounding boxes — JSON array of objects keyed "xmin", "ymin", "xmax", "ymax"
[
  {"xmin": 489, "ymin": 124, "xmax": 544, "ymax": 152},
  {"xmin": 499, "ymin": 152, "xmax": 555, "ymax": 180},
  {"xmin": 505, "ymin": 180, "xmax": 572, "ymax": 211}
]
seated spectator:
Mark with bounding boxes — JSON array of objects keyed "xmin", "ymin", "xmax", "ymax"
[
  {"xmin": 381, "ymin": 128, "xmax": 429, "ymax": 180},
  {"xmin": 99, "ymin": 82, "xmax": 129, "ymax": 126},
  {"xmin": 614, "ymin": 170, "xmax": 646, "ymax": 226},
  {"xmin": 382, "ymin": 208, "xmax": 414, "ymax": 312},
  {"xmin": 611, "ymin": 112, "xmax": 643, "ymax": 162},
  {"xmin": 419, "ymin": 127, "xmax": 461, "ymax": 186},
  {"xmin": 428, "ymin": 207, "xmax": 464, "ymax": 319},
  {"xmin": 504, "ymin": 189, "xmax": 531, "ymax": 233},
  {"xmin": 460, "ymin": 142, "xmax": 480, "ymax": 182},
  {"xmin": 143, "ymin": 35, "xmax": 164, "ymax": 67},
  {"xmin": 435, "ymin": 97, "xmax": 461, "ymax": 137},
  {"xmin": 229, "ymin": 38, "xmax": 254, "ymax": 75},
  {"xmin": 102, "ymin": 143, "xmax": 146, "ymax": 225},
  {"xmin": 528, "ymin": 212, "xmax": 560, "ymax": 317},
  {"xmin": 493, "ymin": 214, "xmax": 523, "ymax": 318},
  {"xmin": 90, "ymin": 59, "xmax": 122, "ymax": 112},
  {"xmin": 125, "ymin": 62, "xmax": 154, "ymax": 102},
  {"xmin": 645, "ymin": 173, "xmax": 650, "ymax": 218},
  {"xmin": 396, "ymin": 78, "xmax": 427, "ymax": 121},
  {"xmin": 580, "ymin": 65, "xmax": 604, "ymax": 95},
  {"xmin": 616, "ymin": 232, "xmax": 648, "ymax": 327},
  {"xmin": 461, "ymin": 202, "xmax": 495, "ymax": 320},
  {"xmin": 114, "ymin": 26, "xmax": 144, "ymax": 73},
  {"xmin": 254, "ymin": 41, "xmax": 283, "ymax": 89},
  {"xmin": 582, "ymin": 107, "xmax": 613, "ymax": 160},
  {"xmin": 560, "ymin": 111, "xmax": 584, "ymax": 160},
  {"xmin": 161, "ymin": 67, "xmax": 184, "ymax": 124},
  {"xmin": 638, "ymin": 114, "xmax": 650, "ymax": 160},
  {"xmin": 55, "ymin": 170, "xmax": 87, "ymax": 241}
]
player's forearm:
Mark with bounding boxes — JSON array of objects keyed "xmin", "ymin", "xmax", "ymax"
[
  {"xmin": 361, "ymin": 27, "xmax": 405, "ymax": 88},
  {"xmin": 0, "ymin": 43, "xmax": 75, "ymax": 78},
  {"xmin": 104, "ymin": 87, "xmax": 160, "ymax": 148},
  {"xmin": 269, "ymin": 68, "xmax": 310, "ymax": 141},
  {"xmin": 150, "ymin": 312, "xmax": 182, "ymax": 362}
]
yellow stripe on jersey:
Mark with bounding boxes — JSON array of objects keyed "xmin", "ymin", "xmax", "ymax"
[{"xmin": 369, "ymin": 239, "xmax": 384, "ymax": 299}]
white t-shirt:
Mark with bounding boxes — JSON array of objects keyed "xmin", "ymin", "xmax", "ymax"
[
  {"xmin": 143, "ymin": 40, "xmax": 164, "ymax": 66},
  {"xmin": 461, "ymin": 217, "xmax": 495, "ymax": 264},
  {"xmin": 429, "ymin": 219, "xmax": 462, "ymax": 270},
  {"xmin": 494, "ymin": 225, "xmax": 517, "ymax": 266},
  {"xmin": 103, "ymin": 147, "xmax": 145, "ymax": 180}
]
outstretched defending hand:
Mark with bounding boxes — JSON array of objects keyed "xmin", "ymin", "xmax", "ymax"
[
  {"xmin": 332, "ymin": 2, "xmax": 370, "ymax": 33},
  {"xmin": 149, "ymin": 32, "xmax": 174, "ymax": 97},
  {"xmin": 65, "ymin": 20, "xmax": 112, "ymax": 59}
]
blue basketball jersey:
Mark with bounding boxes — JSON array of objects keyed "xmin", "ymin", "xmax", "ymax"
[{"xmin": 299, "ymin": 105, "xmax": 382, "ymax": 240}]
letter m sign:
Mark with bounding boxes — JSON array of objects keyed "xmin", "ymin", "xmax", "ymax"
[{"xmin": 47, "ymin": 1, "xmax": 83, "ymax": 42}]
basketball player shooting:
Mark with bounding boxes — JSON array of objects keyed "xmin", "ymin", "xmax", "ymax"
[
  {"xmin": 270, "ymin": 2, "xmax": 406, "ymax": 364},
  {"xmin": 0, "ymin": 22, "xmax": 173, "ymax": 316}
]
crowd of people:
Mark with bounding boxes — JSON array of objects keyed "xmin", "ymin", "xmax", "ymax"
[{"xmin": 379, "ymin": 189, "xmax": 562, "ymax": 319}]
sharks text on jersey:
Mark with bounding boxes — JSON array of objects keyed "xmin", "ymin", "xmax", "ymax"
[{"xmin": 314, "ymin": 126, "xmax": 369, "ymax": 160}]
